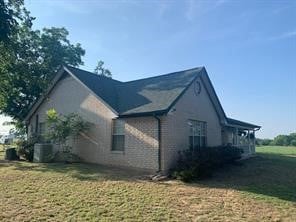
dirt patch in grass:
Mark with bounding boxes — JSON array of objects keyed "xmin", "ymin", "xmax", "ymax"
[{"xmin": 0, "ymin": 146, "xmax": 296, "ymax": 221}]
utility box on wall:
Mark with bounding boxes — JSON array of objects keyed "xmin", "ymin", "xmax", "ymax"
[{"xmin": 33, "ymin": 143, "xmax": 53, "ymax": 163}]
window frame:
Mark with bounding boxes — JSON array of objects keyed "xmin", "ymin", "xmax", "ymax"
[
  {"xmin": 38, "ymin": 122, "xmax": 46, "ymax": 136},
  {"xmin": 188, "ymin": 119, "xmax": 207, "ymax": 149},
  {"xmin": 35, "ymin": 114, "xmax": 39, "ymax": 133},
  {"xmin": 111, "ymin": 119, "xmax": 125, "ymax": 152}
]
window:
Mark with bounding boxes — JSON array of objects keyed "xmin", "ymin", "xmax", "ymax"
[
  {"xmin": 38, "ymin": 122, "xmax": 46, "ymax": 136},
  {"xmin": 30, "ymin": 124, "xmax": 34, "ymax": 134},
  {"xmin": 189, "ymin": 120, "xmax": 207, "ymax": 149},
  {"xmin": 35, "ymin": 114, "xmax": 39, "ymax": 133},
  {"xmin": 112, "ymin": 119, "xmax": 125, "ymax": 151}
]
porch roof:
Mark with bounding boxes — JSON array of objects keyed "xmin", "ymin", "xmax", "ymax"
[{"xmin": 225, "ymin": 117, "xmax": 261, "ymax": 130}]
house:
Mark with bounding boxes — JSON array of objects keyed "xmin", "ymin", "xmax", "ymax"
[
  {"xmin": 0, "ymin": 133, "xmax": 17, "ymax": 144},
  {"xmin": 25, "ymin": 66, "xmax": 260, "ymax": 172}
]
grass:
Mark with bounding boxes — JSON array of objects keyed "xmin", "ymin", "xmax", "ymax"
[{"xmin": 0, "ymin": 145, "xmax": 295, "ymax": 221}]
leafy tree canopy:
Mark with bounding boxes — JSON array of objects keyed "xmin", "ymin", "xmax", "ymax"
[
  {"xmin": 94, "ymin": 60, "xmax": 112, "ymax": 78},
  {"xmin": 0, "ymin": 0, "xmax": 85, "ymax": 121},
  {"xmin": 257, "ymin": 132, "xmax": 296, "ymax": 147},
  {"xmin": 0, "ymin": 0, "xmax": 31, "ymax": 44}
]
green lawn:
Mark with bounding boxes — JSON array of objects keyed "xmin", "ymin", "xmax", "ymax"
[{"xmin": 0, "ymin": 145, "xmax": 295, "ymax": 221}]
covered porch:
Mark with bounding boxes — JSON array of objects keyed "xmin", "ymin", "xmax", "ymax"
[{"xmin": 222, "ymin": 118, "xmax": 261, "ymax": 157}]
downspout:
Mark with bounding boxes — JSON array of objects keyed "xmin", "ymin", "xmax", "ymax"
[{"xmin": 153, "ymin": 115, "xmax": 162, "ymax": 172}]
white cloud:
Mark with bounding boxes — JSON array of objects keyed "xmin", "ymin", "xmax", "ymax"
[{"xmin": 269, "ymin": 30, "xmax": 296, "ymax": 41}]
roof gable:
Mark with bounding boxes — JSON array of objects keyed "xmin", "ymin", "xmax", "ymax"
[
  {"xmin": 117, "ymin": 68, "xmax": 203, "ymax": 116},
  {"xmin": 65, "ymin": 66, "xmax": 121, "ymax": 112},
  {"xmin": 25, "ymin": 65, "xmax": 259, "ymax": 129},
  {"xmin": 65, "ymin": 66, "xmax": 204, "ymax": 117},
  {"xmin": 25, "ymin": 66, "xmax": 205, "ymax": 121}
]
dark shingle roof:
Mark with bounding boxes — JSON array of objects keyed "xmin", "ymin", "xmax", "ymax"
[
  {"xmin": 66, "ymin": 66, "xmax": 121, "ymax": 111},
  {"xmin": 25, "ymin": 65, "xmax": 260, "ymax": 131},
  {"xmin": 226, "ymin": 117, "xmax": 260, "ymax": 129},
  {"xmin": 66, "ymin": 66, "xmax": 203, "ymax": 116}
]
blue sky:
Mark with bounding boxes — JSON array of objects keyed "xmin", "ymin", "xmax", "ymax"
[{"xmin": 1, "ymin": 0, "xmax": 295, "ymax": 138}]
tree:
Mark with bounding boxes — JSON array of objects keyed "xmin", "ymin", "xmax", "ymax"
[
  {"xmin": 257, "ymin": 132, "xmax": 296, "ymax": 147},
  {"xmin": 46, "ymin": 109, "xmax": 89, "ymax": 153},
  {"xmin": 256, "ymin": 138, "xmax": 272, "ymax": 146},
  {"xmin": 0, "ymin": 0, "xmax": 15, "ymax": 43},
  {"xmin": 287, "ymin": 133, "xmax": 296, "ymax": 146},
  {"xmin": 290, "ymin": 140, "xmax": 296, "ymax": 147},
  {"xmin": 0, "ymin": 0, "xmax": 31, "ymax": 44},
  {"xmin": 272, "ymin": 135, "xmax": 289, "ymax": 146},
  {"xmin": 0, "ymin": 0, "xmax": 85, "ymax": 121},
  {"xmin": 93, "ymin": 60, "xmax": 112, "ymax": 78}
]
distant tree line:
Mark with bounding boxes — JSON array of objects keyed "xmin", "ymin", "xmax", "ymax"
[{"xmin": 256, "ymin": 133, "xmax": 296, "ymax": 147}]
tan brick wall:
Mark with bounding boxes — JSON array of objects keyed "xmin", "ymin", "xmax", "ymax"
[
  {"xmin": 29, "ymin": 75, "xmax": 159, "ymax": 171},
  {"xmin": 75, "ymin": 116, "xmax": 159, "ymax": 170},
  {"xmin": 161, "ymin": 77, "xmax": 222, "ymax": 171},
  {"xmin": 29, "ymin": 73, "xmax": 223, "ymax": 172},
  {"xmin": 123, "ymin": 117, "xmax": 159, "ymax": 170}
]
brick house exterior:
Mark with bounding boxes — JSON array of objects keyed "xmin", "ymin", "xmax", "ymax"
[{"xmin": 25, "ymin": 66, "xmax": 260, "ymax": 172}]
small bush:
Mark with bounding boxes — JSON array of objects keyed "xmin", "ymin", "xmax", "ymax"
[
  {"xmin": 290, "ymin": 140, "xmax": 296, "ymax": 147},
  {"xmin": 172, "ymin": 145, "xmax": 243, "ymax": 182},
  {"xmin": 16, "ymin": 135, "xmax": 42, "ymax": 162}
]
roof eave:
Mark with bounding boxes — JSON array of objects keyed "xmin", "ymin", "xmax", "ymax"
[
  {"xmin": 223, "ymin": 122, "xmax": 261, "ymax": 130},
  {"xmin": 118, "ymin": 109, "xmax": 168, "ymax": 118},
  {"xmin": 226, "ymin": 124, "xmax": 260, "ymax": 130}
]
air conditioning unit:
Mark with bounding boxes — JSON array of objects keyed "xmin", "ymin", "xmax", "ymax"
[{"xmin": 33, "ymin": 143, "xmax": 53, "ymax": 163}]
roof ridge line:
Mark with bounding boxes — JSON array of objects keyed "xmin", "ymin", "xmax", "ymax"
[
  {"xmin": 65, "ymin": 65, "xmax": 123, "ymax": 83},
  {"xmin": 123, "ymin": 66, "xmax": 204, "ymax": 84}
]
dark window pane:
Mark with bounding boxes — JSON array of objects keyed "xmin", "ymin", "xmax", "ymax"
[
  {"xmin": 113, "ymin": 119, "xmax": 125, "ymax": 135},
  {"xmin": 188, "ymin": 120, "xmax": 207, "ymax": 149},
  {"xmin": 195, "ymin": 136, "xmax": 201, "ymax": 149},
  {"xmin": 189, "ymin": 136, "xmax": 193, "ymax": 150},
  {"xmin": 189, "ymin": 136, "xmax": 201, "ymax": 149},
  {"xmin": 112, "ymin": 135, "xmax": 125, "ymax": 151},
  {"xmin": 39, "ymin": 122, "xmax": 46, "ymax": 135},
  {"xmin": 35, "ymin": 115, "xmax": 39, "ymax": 133},
  {"xmin": 201, "ymin": 136, "xmax": 206, "ymax": 147}
]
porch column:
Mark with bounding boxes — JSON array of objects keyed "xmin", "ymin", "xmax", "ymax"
[
  {"xmin": 235, "ymin": 128, "xmax": 238, "ymax": 146},
  {"xmin": 248, "ymin": 129, "xmax": 251, "ymax": 154},
  {"xmin": 253, "ymin": 130, "xmax": 256, "ymax": 153}
]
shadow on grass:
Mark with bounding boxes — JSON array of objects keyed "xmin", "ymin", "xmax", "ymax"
[
  {"xmin": 0, "ymin": 145, "xmax": 150, "ymax": 182},
  {"xmin": 1, "ymin": 147, "xmax": 296, "ymax": 203},
  {"xmin": 0, "ymin": 160, "xmax": 150, "ymax": 182},
  {"xmin": 190, "ymin": 152, "xmax": 296, "ymax": 203}
]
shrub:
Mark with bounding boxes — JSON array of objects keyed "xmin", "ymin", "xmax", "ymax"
[
  {"xmin": 291, "ymin": 140, "xmax": 296, "ymax": 147},
  {"xmin": 172, "ymin": 145, "xmax": 243, "ymax": 182},
  {"xmin": 46, "ymin": 109, "xmax": 89, "ymax": 153},
  {"xmin": 16, "ymin": 135, "xmax": 42, "ymax": 162}
]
